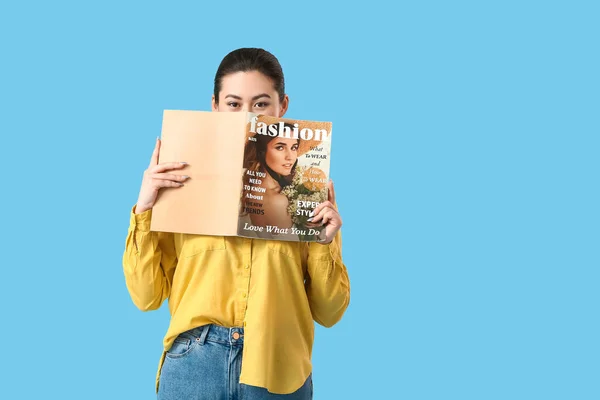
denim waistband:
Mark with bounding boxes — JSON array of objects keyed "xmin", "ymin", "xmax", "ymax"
[{"xmin": 178, "ymin": 324, "xmax": 245, "ymax": 347}]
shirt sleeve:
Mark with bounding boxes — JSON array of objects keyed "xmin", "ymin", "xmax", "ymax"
[
  {"xmin": 122, "ymin": 204, "xmax": 177, "ymax": 311},
  {"xmin": 304, "ymin": 228, "xmax": 351, "ymax": 327}
]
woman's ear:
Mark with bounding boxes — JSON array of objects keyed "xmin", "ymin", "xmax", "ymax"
[
  {"xmin": 279, "ymin": 94, "xmax": 289, "ymax": 117},
  {"xmin": 211, "ymin": 95, "xmax": 218, "ymax": 111}
]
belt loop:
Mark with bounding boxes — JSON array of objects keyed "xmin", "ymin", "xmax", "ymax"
[{"xmin": 199, "ymin": 324, "xmax": 210, "ymax": 345}]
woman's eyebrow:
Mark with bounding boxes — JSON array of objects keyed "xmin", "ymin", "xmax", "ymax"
[
  {"xmin": 252, "ymin": 93, "xmax": 271, "ymax": 101},
  {"xmin": 224, "ymin": 94, "xmax": 242, "ymax": 100}
]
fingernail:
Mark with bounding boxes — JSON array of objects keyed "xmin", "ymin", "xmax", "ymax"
[
  {"xmin": 307, "ymin": 217, "xmax": 313, "ymax": 222},
  {"xmin": 309, "ymin": 210, "xmax": 315, "ymax": 217},
  {"xmin": 180, "ymin": 162, "xmax": 188, "ymax": 165},
  {"xmin": 183, "ymin": 175, "xmax": 190, "ymax": 179}
]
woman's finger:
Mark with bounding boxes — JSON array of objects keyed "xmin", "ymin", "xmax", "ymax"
[
  {"xmin": 311, "ymin": 201, "xmax": 334, "ymax": 217},
  {"xmin": 308, "ymin": 209, "xmax": 324, "ymax": 224},
  {"xmin": 309, "ymin": 205, "xmax": 336, "ymax": 224},
  {"xmin": 149, "ymin": 137, "xmax": 160, "ymax": 167},
  {"xmin": 327, "ymin": 179, "xmax": 336, "ymax": 204},
  {"xmin": 321, "ymin": 209, "xmax": 337, "ymax": 225},
  {"xmin": 151, "ymin": 173, "xmax": 190, "ymax": 182},
  {"xmin": 152, "ymin": 179, "xmax": 185, "ymax": 189},
  {"xmin": 150, "ymin": 161, "xmax": 188, "ymax": 174}
]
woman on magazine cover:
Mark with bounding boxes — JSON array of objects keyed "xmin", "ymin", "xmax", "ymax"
[
  {"xmin": 122, "ymin": 48, "xmax": 350, "ymax": 400},
  {"xmin": 239, "ymin": 122, "xmax": 300, "ymax": 239}
]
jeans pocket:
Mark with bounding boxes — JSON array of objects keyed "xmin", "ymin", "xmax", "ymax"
[{"xmin": 165, "ymin": 336, "xmax": 196, "ymax": 359}]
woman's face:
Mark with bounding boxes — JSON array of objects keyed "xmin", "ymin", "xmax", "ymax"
[
  {"xmin": 266, "ymin": 138, "xmax": 299, "ymax": 176},
  {"xmin": 212, "ymin": 70, "xmax": 289, "ymax": 118}
]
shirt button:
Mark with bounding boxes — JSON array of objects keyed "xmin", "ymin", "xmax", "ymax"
[
  {"xmin": 245, "ymin": 264, "xmax": 250, "ymax": 269},
  {"xmin": 242, "ymin": 293, "xmax": 247, "ymax": 298}
]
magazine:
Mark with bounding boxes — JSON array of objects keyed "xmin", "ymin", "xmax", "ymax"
[{"xmin": 149, "ymin": 110, "xmax": 332, "ymax": 242}]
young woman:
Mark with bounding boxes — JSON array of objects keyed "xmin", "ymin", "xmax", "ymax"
[{"xmin": 123, "ymin": 48, "xmax": 350, "ymax": 400}]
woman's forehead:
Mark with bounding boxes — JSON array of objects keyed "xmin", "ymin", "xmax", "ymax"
[
  {"xmin": 220, "ymin": 71, "xmax": 278, "ymax": 99},
  {"xmin": 269, "ymin": 137, "xmax": 299, "ymax": 146}
]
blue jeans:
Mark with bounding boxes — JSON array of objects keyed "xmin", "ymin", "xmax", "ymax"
[{"xmin": 157, "ymin": 324, "xmax": 313, "ymax": 400}]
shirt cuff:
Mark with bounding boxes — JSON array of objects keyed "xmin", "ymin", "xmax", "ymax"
[{"xmin": 129, "ymin": 204, "xmax": 153, "ymax": 232}]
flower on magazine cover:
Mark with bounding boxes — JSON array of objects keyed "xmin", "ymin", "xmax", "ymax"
[{"xmin": 281, "ymin": 166, "xmax": 328, "ymax": 228}]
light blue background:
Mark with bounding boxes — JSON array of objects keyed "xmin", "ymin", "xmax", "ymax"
[{"xmin": 1, "ymin": 1, "xmax": 598, "ymax": 399}]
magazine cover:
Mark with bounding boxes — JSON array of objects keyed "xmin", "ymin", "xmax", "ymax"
[
  {"xmin": 237, "ymin": 114, "xmax": 332, "ymax": 241},
  {"xmin": 150, "ymin": 110, "xmax": 332, "ymax": 242}
]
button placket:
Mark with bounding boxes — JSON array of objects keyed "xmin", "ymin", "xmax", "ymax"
[{"xmin": 235, "ymin": 239, "xmax": 252, "ymax": 327}]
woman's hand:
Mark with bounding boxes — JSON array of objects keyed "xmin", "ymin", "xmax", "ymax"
[
  {"xmin": 306, "ymin": 180, "xmax": 342, "ymax": 244},
  {"xmin": 134, "ymin": 138, "xmax": 190, "ymax": 214}
]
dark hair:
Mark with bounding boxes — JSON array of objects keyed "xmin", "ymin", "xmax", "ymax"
[
  {"xmin": 240, "ymin": 123, "xmax": 299, "ymax": 214},
  {"xmin": 214, "ymin": 48, "xmax": 285, "ymax": 104},
  {"xmin": 247, "ymin": 123, "xmax": 299, "ymax": 188}
]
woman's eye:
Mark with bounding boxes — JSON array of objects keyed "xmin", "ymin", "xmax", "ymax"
[
  {"xmin": 227, "ymin": 102, "xmax": 239, "ymax": 108},
  {"xmin": 255, "ymin": 102, "xmax": 269, "ymax": 108},
  {"xmin": 292, "ymin": 145, "xmax": 299, "ymax": 151},
  {"xmin": 275, "ymin": 146, "xmax": 284, "ymax": 150}
]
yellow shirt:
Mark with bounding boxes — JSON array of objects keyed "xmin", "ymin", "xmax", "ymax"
[{"xmin": 122, "ymin": 205, "xmax": 351, "ymax": 394}]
